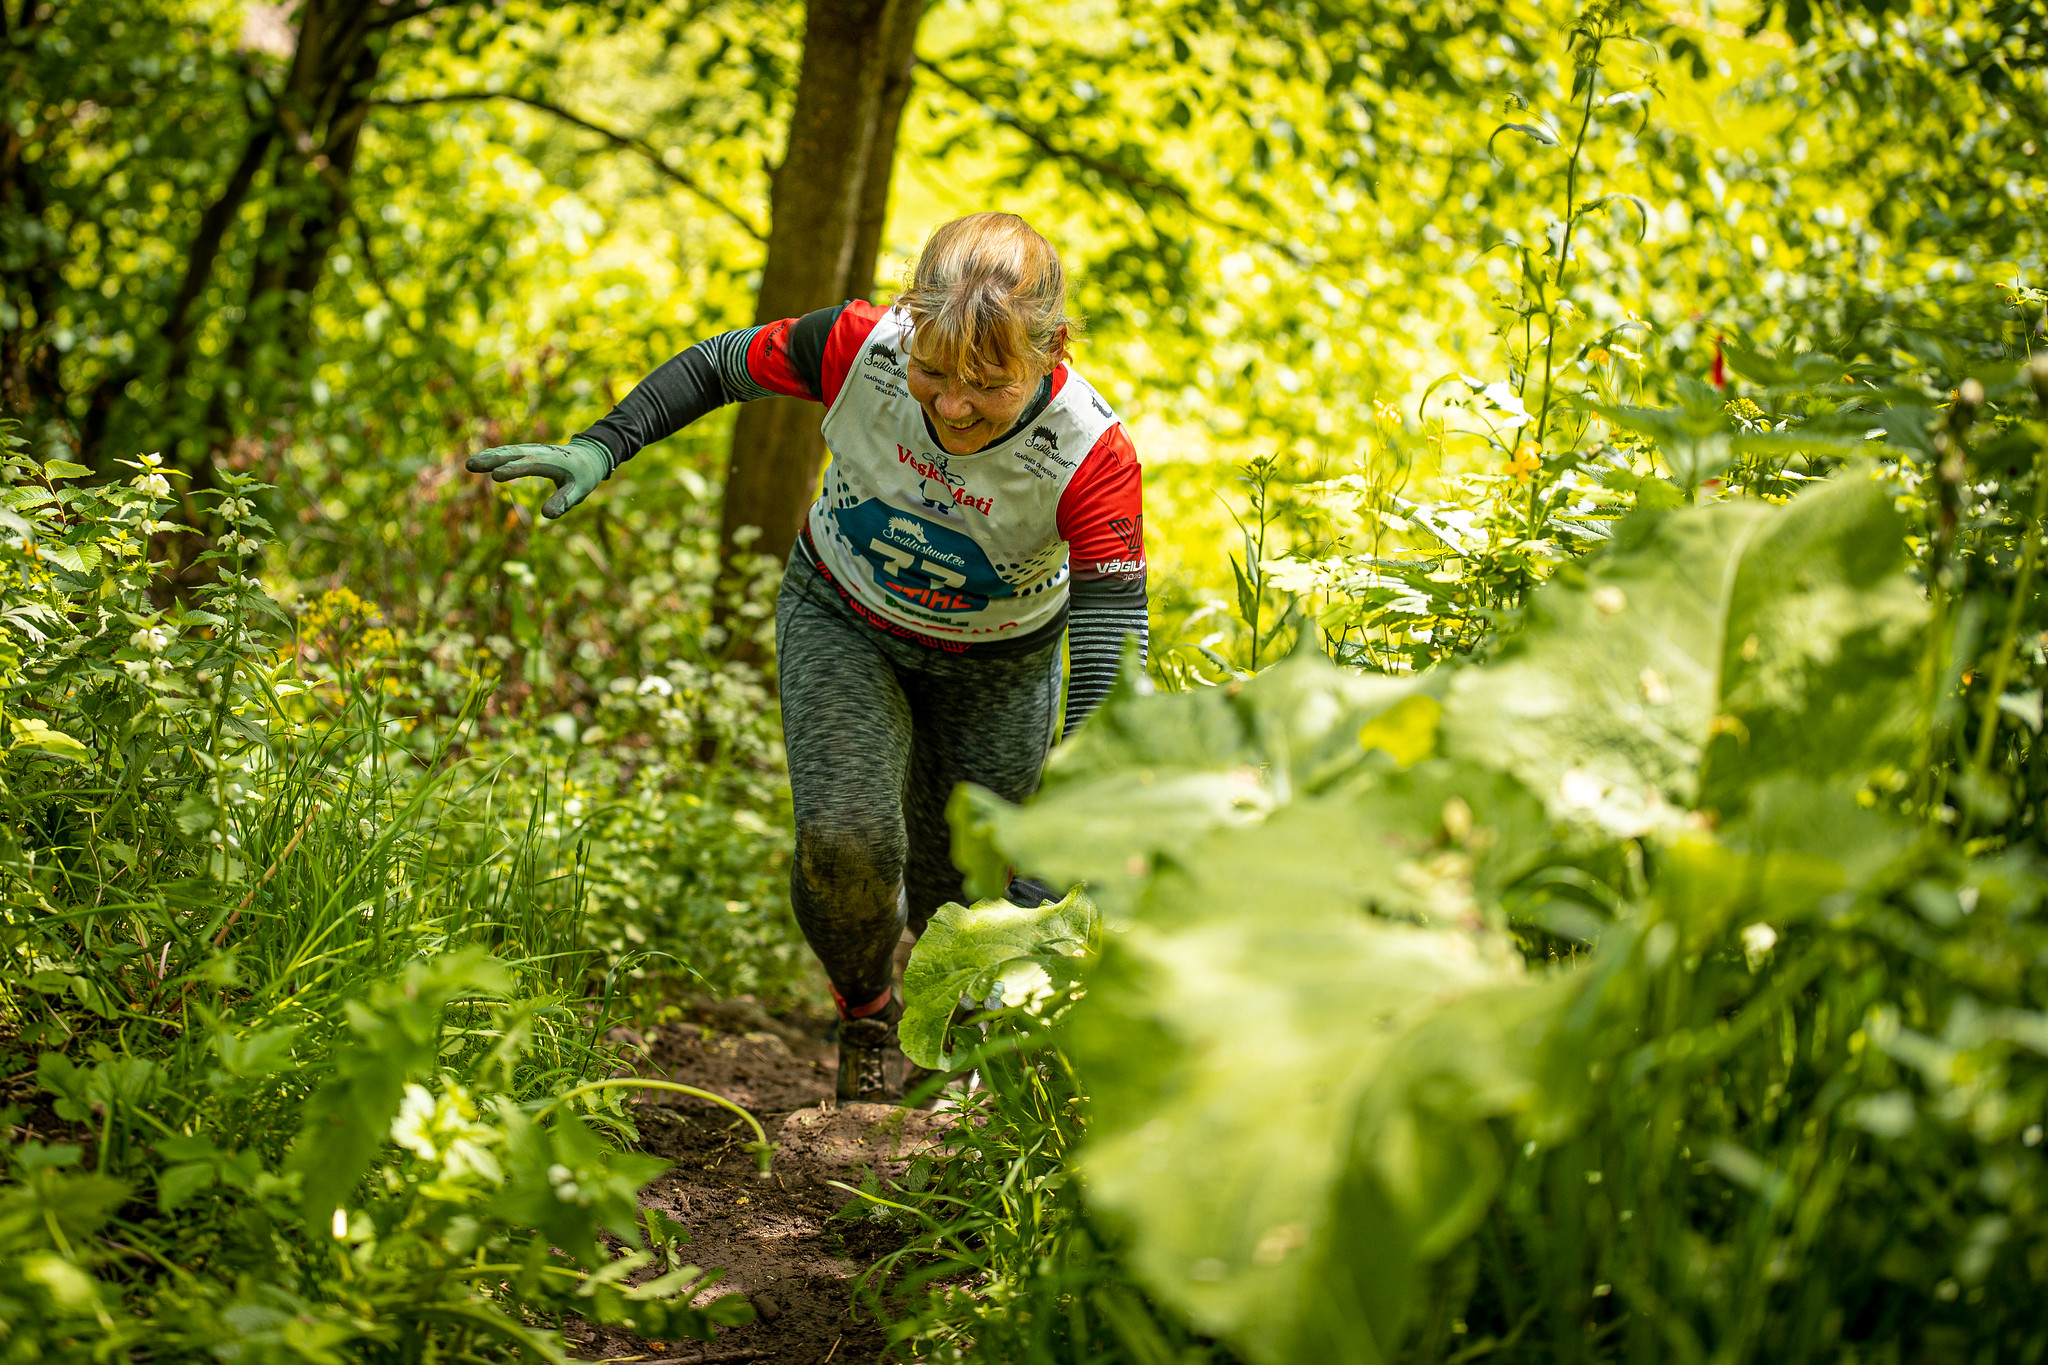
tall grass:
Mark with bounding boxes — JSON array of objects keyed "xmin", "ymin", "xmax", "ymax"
[{"xmin": 0, "ymin": 432, "xmax": 755, "ymax": 1359}]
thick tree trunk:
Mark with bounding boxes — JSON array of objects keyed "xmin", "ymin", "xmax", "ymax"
[{"xmin": 715, "ymin": 0, "xmax": 924, "ymax": 579}]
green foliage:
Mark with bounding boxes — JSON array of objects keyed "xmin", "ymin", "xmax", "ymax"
[
  {"xmin": 910, "ymin": 463, "xmax": 2048, "ymax": 1363},
  {"xmin": 900, "ymin": 891, "xmax": 1098, "ymax": 1072},
  {"xmin": 1074, "ymin": 908, "xmax": 1549, "ymax": 1365},
  {"xmin": 7, "ymin": 3, "xmax": 2047, "ymax": 1362},
  {"xmin": 0, "ymin": 429, "xmax": 756, "ymax": 1359},
  {"xmin": 1442, "ymin": 472, "xmax": 1924, "ymax": 834},
  {"xmin": 849, "ymin": 1003, "xmax": 1228, "ymax": 1365}
]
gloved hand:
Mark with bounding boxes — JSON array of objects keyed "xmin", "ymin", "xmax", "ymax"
[{"xmin": 465, "ymin": 436, "xmax": 612, "ymax": 519}]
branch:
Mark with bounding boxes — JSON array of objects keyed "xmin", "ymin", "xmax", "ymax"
[
  {"xmin": 364, "ymin": 0, "xmax": 472, "ymax": 31},
  {"xmin": 916, "ymin": 58, "xmax": 1308, "ymax": 265},
  {"xmin": 372, "ymin": 92, "xmax": 767, "ymax": 242}
]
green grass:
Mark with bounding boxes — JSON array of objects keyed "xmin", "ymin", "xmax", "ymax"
[{"xmin": 0, "ymin": 438, "xmax": 771, "ymax": 1359}]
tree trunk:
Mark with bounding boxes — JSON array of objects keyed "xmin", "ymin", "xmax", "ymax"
[
  {"xmin": 715, "ymin": 0, "xmax": 925, "ymax": 582},
  {"xmin": 159, "ymin": 0, "xmax": 384, "ymax": 590}
]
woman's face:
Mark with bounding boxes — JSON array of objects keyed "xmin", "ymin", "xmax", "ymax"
[{"xmin": 906, "ymin": 343, "xmax": 1042, "ymax": 455}]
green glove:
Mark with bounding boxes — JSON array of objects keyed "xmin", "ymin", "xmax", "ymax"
[{"xmin": 465, "ymin": 436, "xmax": 612, "ymax": 519}]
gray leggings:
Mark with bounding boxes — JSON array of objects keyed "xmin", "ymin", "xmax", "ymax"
[{"xmin": 775, "ymin": 555, "xmax": 1063, "ymax": 1007}]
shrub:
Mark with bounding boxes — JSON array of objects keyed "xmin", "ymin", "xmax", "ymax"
[{"xmin": 0, "ymin": 428, "xmax": 754, "ymax": 1361}]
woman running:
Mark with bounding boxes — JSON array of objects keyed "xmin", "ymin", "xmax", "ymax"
[{"xmin": 467, "ymin": 213, "xmax": 1147, "ymax": 1101}]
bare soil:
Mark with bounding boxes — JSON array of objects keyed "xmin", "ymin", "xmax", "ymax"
[{"xmin": 566, "ymin": 999, "xmax": 945, "ymax": 1365}]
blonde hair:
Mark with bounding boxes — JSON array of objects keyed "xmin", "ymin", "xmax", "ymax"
[{"xmin": 898, "ymin": 213, "xmax": 1080, "ymax": 383}]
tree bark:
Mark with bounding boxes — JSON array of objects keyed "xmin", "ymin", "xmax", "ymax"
[
  {"xmin": 157, "ymin": 0, "xmax": 385, "ymax": 590},
  {"xmin": 715, "ymin": 0, "xmax": 925, "ymax": 577}
]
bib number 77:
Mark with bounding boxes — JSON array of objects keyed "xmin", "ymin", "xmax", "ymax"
[{"xmin": 869, "ymin": 538, "xmax": 968, "ymax": 588}]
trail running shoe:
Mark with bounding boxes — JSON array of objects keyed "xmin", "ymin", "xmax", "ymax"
[
  {"xmin": 833, "ymin": 990, "xmax": 901, "ymax": 1103},
  {"xmin": 1005, "ymin": 875, "xmax": 1062, "ymax": 907}
]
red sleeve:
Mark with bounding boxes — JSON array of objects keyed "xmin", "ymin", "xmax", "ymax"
[
  {"xmin": 740, "ymin": 316, "xmax": 813, "ymax": 399},
  {"xmin": 818, "ymin": 300, "xmax": 889, "ymax": 406},
  {"xmin": 739, "ymin": 300, "xmax": 889, "ymax": 403},
  {"xmin": 1058, "ymin": 424, "xmax": 1146, "ymax": 584}
]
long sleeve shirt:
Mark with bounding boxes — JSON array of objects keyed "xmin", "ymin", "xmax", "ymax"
[{"xmin": 577, "ymin": 302, "xmax": 1148, "ymax": 737}]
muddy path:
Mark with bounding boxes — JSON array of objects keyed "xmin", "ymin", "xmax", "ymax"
[{"xmin": 566, "ymin": 998, "xmax": 946, "ymax": 1365}]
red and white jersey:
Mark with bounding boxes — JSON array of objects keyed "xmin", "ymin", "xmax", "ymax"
[{"xmin": 753, "ymin": 302, "xmax": 1144, "ymax": 648}]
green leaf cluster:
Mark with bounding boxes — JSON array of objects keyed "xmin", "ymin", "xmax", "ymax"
[
  {"xmin": 0, "ymin": 430, "xmax": 760, "ymax": 1361},
  {"xmin": 916, "ymin": 469, "xmax": 2048, "ymax": 1362}
]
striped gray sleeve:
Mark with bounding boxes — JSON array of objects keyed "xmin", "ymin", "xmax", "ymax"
[
  {"xmin": 704, "ymin": 325, "xmax": 774, "ymax": 404},
  {"xmin": 577, "ymin": 327, "xmax": 761, "ymax": 469},
  {"xmin": 1064, "ymin": 602, "xmax": 1149, "ymax": 740}
]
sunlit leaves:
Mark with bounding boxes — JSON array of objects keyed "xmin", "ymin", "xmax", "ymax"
[
  {"xmin": 899, "ymin": 890, "xmax": 1098, "ymax": 1069},
  {"xmin": 1071, "ymin": 907, "xmax": 1540, "ymax": 1365},
  {"xmin": 1442, "ymin": 471, "xmax": 1922, "ymax": 835}
]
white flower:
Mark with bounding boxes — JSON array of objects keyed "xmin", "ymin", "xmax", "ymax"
[
  {"xmin": 129, "ymin": 626, "xmax": 169, "ymax": 655},
  {"xmin": 547, "ymin": 1162, "xmax": 589, "ymax": 1205},
  {"xmin": 1741, "ymin": 922, "xmax": 1778, "ymax": 969},
  {"xmin": 218, "ymin": 496, "xmax": 254, "ymax": 520},
  {"xmin": 131, "ymin": 472, "xmax": 171, "ymax": 498},
  {"xmin": 388, "ymin": 1082, "xmax": 503, "ymax": 1183}
]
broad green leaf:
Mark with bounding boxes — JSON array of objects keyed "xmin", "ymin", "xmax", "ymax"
[
  {"xmin": 38, "ymin": 541, "xmax": 95, "ymax": 575},
  {"xmin": 1441, "ymin": 473, "xmax": 1923, "ymax": 834},
  {"xmin": 954, "ymin": 648, "xmax": 1429, "ymax": 914},
  {"xmin": 42, "ymin": 460, "xmax": 90, "ymax": 481},
  {"xmin": 1700, "ymin": 473, "xmax": 1924, "ymax": 810},
  {"xmin": 951, "ymin": 767, "xmax": 1274, "ymax": 917},
  {"xmin": 156, "ymin": 1161, "xmax": 217, "ymax": 1213},
  {"xmin": 1145, "ymin": 759, "xmax": 1551, "ymax": 929},
  {"xmin": 900, "ymin": 890, "xmax": 1098, "ymax": 1069},
  {"xmin": 7, "ymin": 717, "xmax": 90, "ymax": 761},
  {"xmin": 211, "ymin": 1022, "xmax": 299, "ymax": 1079},
  {"xmin": 1309, "ymin": 977, "xmax": 1573, "ymax": 1360},
  {"xmin": 1355, "ymin": 693, "xmax": 1439, "ymax": 768},
  {"xmin": 36, "ymin": 1052, "xmax": 159, "ymax": 1124},
  {"xmin": 1600, "ymin": 465, "xmax": 1685, "ymax": 511},
  {"xmin": 1582, "ymin": 396, "xmax": 1732, "ymax": 489},
  {"xmin": 1072, "ymin": 908, "xmax": 1547, "ymax": 1365},
  {"xmin": 1717, "ymin": 338, "xmax": 1847, "ymax": 389}
]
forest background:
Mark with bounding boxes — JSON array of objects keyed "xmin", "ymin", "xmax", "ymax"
[
  {"xmin": 20, "ymin": 0, "xmax": 2041, "ymax": 690},
  {"xmin": 2, "ymin": 0, "xmax": 2046, "ymax": 1358}
]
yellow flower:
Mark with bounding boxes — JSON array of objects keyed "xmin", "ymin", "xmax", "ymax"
[
  {"xmin": 1504, "ymin": 443, "xmax": 1541, "ymax": 483},
  {"xmin": 1372, "ymin": 397, "xmax": 1402, "ymax": 425},
  {"xmin": 1587, "ymin": 348, "xmax": 1612, "ymax": 366}
]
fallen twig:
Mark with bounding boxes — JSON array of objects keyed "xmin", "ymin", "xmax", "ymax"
[{"xmin": 212, "ymin": 803, "xmax": 320, "ymax": 948}]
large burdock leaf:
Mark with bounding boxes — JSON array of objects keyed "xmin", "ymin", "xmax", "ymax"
[
  {"xmin": 899, "ymin": 890, "xmax": 1098, "ymax": 1069},
  {"xmin": 1442, "ymin": 473, "xmax": 1922, "ymax": 834},
  {"xmin": 1702, "ymin": 474, "xmax": 1924, "ymax": 808},
  {"xmin": 949, "ymin": 647, "xmax": 1431, "ymax": 913},
  {"xmin": 1070, "ymin": 905, "xmax": 1552, "ymax": 1365},
  {"xmin": 1309, "ymin": 975, "xmax": 1573, "ymax": 1361},
  {"xmin": 1146, "ymin": 758, "xmax": 1552, "ymax": 929}
]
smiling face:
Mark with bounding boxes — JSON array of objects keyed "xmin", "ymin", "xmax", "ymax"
[{"xmin": 905, "ymin": 336, "xmax": 1046, "ymax": 455}]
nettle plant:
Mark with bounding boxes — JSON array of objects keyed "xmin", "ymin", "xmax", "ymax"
[{"xmin": 0, "ymin": 434, "xmax": 754, "ymax": 1359}]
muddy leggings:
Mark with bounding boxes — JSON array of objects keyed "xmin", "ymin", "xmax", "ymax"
[{"xmin": 775, "ymin": 554, "xmax": 1063, "ymax": 1010}]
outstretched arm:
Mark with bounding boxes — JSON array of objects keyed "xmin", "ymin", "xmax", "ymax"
[
  {"xmin": 1058, "ymin": 425, "xmax": 1148, "ymax": 739},
  {"xmin": 467, "ymin": 302, "xmax": 872, "ymax": 517},
  {"xmin": 575, "ymin": 305, "xmax": 847, "ymax": 469}
]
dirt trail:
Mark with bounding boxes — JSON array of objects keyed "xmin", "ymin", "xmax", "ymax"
[{"xmin": 566, "ymin": 1000, "xmax": 945, "ymax": 1365}]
